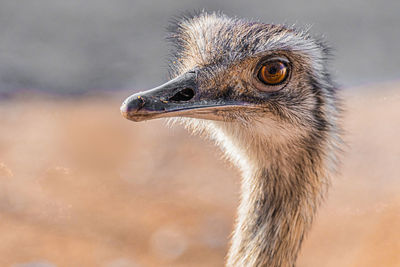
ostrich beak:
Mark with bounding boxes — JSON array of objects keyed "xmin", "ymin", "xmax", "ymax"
[{"xmin": 120, "ymin": 71, "xmax": 246, "ymax": 122}]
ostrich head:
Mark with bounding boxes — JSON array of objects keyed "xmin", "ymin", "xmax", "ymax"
[
  {"xmin": 121, "ymin": 12, "xmax": 338, "ymax": 163},
  {"xmin": 121, "ymin": 12, "xmax": 341, "ymax": 267}
]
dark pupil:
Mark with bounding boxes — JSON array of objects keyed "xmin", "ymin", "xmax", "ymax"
[{"xmin": 269, "ymin": 64, "xmax": 279, "ymax": 74}]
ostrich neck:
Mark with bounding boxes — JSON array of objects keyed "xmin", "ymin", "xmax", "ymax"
[{"xmin": 215, "ymin": 124, "xmax": 327, "ymax": 267}]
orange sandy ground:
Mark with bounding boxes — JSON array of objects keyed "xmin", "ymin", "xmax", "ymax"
[{"xmin": 0, "ymin": 82, "xmax": 399, "ymax": 267}]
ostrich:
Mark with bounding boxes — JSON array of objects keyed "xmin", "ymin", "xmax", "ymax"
[{"xmin": 120, "ymin": 12, "xmax": 341, "ymax": 267}]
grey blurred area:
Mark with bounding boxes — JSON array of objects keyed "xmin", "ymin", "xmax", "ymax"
[{"xmin": 0, "ymin": 0, "xmax": 399, "ymax": 95}]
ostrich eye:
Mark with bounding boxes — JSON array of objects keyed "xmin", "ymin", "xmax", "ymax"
[{"xmin": 258, "ymin": 61, "xmax": 288, "ymax": 85}]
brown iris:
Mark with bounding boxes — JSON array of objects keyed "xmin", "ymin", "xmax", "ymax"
[{"xmin": 258, "ymin": 61, "xmax": 288, "ymax": 85}]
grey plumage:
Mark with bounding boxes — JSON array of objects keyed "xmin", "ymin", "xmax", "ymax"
[{"xmin": 121, "ymin": 11, "xmax": 342, "ymax": 267}]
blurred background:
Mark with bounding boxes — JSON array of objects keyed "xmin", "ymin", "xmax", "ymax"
[{"xmin": 0, "ymin": 0, "xmax": 399, "ymax": 266}]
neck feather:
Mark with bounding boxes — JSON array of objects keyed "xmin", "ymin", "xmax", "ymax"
[{"xmin": 209, "ymin": 121, "xmax": 330, "ymax": 267}]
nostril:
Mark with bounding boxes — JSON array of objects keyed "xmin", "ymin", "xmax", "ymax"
[{"xmin": 169, "ymin": 88, "xmax": 195, "ymax": 102}]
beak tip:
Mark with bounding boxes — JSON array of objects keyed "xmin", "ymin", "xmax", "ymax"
[
  {"xmin": 120, "ymin": 99, "xmax": 147, "ymax": 122},
  {"xmin": 120, "ymin": 103, "xmax": 129, "ymax": 119}
]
